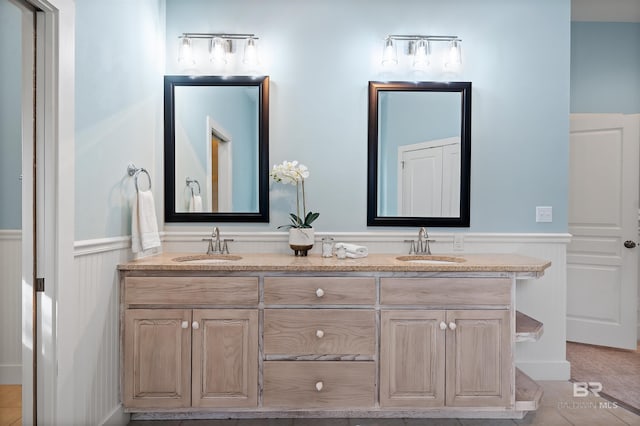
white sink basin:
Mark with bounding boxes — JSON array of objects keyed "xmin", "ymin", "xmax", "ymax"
[
  {"xmin": 172, "ymin": 254, "xmax": 242, "ymax": 264},
  {"xmin": 396, "ymin": 255, "xmax": 466, "ymax": 265}
]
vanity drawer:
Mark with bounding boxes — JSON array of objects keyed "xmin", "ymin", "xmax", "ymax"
[
  {"xmin": 380, "ymin": 277, "xmax": 511, "ymax": 307},
  {"xmin": 264, "ymin": 277, "xmax": 375, "ymax": 305},
  {"xmin": 124, "ymin": 276, "xmax": 258, "ymax": 306},
  {"xmin": 264, "ymin": 309, "xmax": 375, "ymax": 356},
  {"xmin": 263, "ymin": 361, "xmax": 375, "ymax": 408}
]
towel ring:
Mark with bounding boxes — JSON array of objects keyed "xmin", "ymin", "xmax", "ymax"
[
  {"xmin": 186, "ymin": 177, "xmax": 201, "ymax": 196},
  {"xmin": 127, "ymin": 163, "xmax": 152, "ymax": 192}
]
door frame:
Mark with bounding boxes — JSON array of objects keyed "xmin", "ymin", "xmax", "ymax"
[{"xmin": 20, "ymin": 0, "xmax": 75, "ymax": 424}]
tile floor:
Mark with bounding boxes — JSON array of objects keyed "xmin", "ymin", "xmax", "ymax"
[{"xmin": 128, "ymin": 381, "xmax": 640, "ymax": 426}]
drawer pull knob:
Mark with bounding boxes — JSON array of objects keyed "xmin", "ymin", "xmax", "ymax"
[
  {"xmin": 449, "ymin": 322, "xmax": 457, "ymax": 331},
  {"xmin": 315, "ymin": 381, "xmax": 324, "ymax": 392},
  {"xmin": 192, "ymin": 321, "xmax": 200, "ymax": 330},
  {"xmin": 316, "ymin": 288, "xmax": 325, "ymax": 298},
  {"xmin": 439, "ymin": 321, "xmax": 447, "ymax": 331},
  {"xmin": 181, "ymin": 321, "xmax": 189, "ymax": 329},
  {"xmin": 316, "ymin": 330, "xmax": 325, "ymax": 338}
]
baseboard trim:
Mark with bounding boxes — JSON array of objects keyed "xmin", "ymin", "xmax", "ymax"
[
  {"xmin": 516, "ymin": 360, "xmax": 571, "ymax": 381},
  {"xmin": 100, "ymin": 403, "xmax": 130, "ymax": 426},
  {"xmin": 0, "ymin": 364, "xmax": 22, "ymax": 385}
]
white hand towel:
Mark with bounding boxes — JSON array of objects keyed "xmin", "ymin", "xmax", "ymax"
[
  {"xmin": 131, "ymin": 190, "xmax": 161, "ymax": 253},
  {"xmin": 189, "ymin": 194, "xmax": 203, "ymax": 212},
  {"xmin": 335, "ymin": 243, "xmax": 369, "ymax": 258}
]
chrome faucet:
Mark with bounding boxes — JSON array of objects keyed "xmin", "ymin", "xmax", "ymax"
[
  {"xmin": 202, "ymin": 226, "xmax": 233, "ymax": 255},
  {"xmin": 203, "ymin": 226, "xmax": 220, "ymax": 254},
  {"xmin": 406, "ymin": 227, "xmax": 434, "ymax": 255}
]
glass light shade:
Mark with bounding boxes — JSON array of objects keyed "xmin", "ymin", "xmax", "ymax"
[
  {"xmin": 413, "ymin": 39, "xmax": 431, "ymax": 70},
  {"xmin": 210, "ymin": 37, "xmax": 227, "ymax": 64},
  {"xmin": 178, "ymin": 37, "xmax": 195, "ymax": 66},
  {"xmin": 446, "ymin": 39, "xmax": 462, "ymax": 69},
  {"xmin": 381, "ymin": 38, "xmax": 398, "ymax": 66},
  {"xmin": 243, "ymin": 38, "xmax": 259, "ymax": 67}
]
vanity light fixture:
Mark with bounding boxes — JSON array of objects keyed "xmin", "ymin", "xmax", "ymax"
[
  {"xmin": 243, "ymin": 37, "xmax": 259, "ymax": 67},
  {"xmin": 177, "ymin": 32, "xmax": 260, "ymax": 68},
  {"xmin": 209, "ymin": 37, "xmax": 228, "ymax": 64},
  {"xmin": 445, "ymin": 39, "xmax": 462, "ymax": 69},
  {"xmin": 381, "ymin": 37, "xmax": 398, "ymax": 66},
  {"xmin": 382, "ymin": 34, "xmax": 462, "ymax": 71},
  {"xmin": 177, "ymin": 36, "xmax": 195, "ymax": 66}
]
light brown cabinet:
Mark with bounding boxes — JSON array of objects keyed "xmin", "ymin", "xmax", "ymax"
[
  {"xmin": 123, "ymin": 309, "xmax": 192, "ymax": 409},
  {"xmin": 120, "ymin": 268, "xmax": 543, "ymax": 419},
  {"xmin": 379, "ymin": 277, "xmax": 512, "ymax": 409},
  {"xmin": 122, "ymin": 276, "xmax": 259, "ymax": 409},
  {"xmin": 262, "ymin": 277, "xmax": 377, "ymax": 409}
]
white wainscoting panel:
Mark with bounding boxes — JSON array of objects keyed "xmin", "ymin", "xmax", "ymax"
[
  {"xmin": 164, "ymin": 230, "xmax": 571, "ymax": 381},
  {"xmin": 73, "ymin": 237, "xmax": 132, "ymax": 426},
  {"xmin": 0, "ymin": 230, "xmax": 22, "ymax": 384}
]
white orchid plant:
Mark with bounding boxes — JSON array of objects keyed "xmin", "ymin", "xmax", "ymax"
[{"xmin": 270, "ymin": 160, "xmax": 320, "ymax": 229}]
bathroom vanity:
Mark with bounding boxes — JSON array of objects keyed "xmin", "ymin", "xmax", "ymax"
[{"xmin": 118, "ymin": 253, "xmax": 549, "ymax": 420}]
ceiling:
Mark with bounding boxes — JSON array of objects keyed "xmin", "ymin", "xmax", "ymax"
[{"xmin": 572, "ymin": 0, "xmax": 640, "ymax": 22}]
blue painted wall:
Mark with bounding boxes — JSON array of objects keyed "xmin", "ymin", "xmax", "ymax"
[
  {"xmin": 571, "ymin": 22, "xmax": 640, "ymax": 113},
  {"xmin": 0, "ymin": 1, "xmax": 22, "ymax": 230},
  {"xmin": 72, "ymin": 0, "xmax": 572, "ymax": 239},
  {"xmin": 74, "ymin": 0, "xmax": 164, "ymax": 240},
  {"xmin": 166, "ymin": 0, "xmax": 571, "ymax": 232}
]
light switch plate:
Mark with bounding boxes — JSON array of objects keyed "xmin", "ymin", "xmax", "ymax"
[
  {"xmin": 453, "ymin": 234, "xmax": 464, "ymax": 251},
  {"xmin": 536, "ymin": 206, "xmax": 553, "ymax": 223}
]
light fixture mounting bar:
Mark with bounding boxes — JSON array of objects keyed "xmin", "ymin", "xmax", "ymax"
[
  {"xmin": 180, "ymin": 32, "xmax": 259, "ymax": 40},
  {"xmin": 387, "ymin": 34, "xmax": 461, "ymax": 42}
]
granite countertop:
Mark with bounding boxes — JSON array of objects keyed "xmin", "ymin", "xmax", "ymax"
[{"xmin": 118, "ymin": 252, "xmax": 551, "ymax": 275}]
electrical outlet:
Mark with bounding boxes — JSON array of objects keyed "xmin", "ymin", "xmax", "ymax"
[
  {"xmin": 536, "ymin": 206, "xmax": 553, "ymax": 223},
  {"xmin": 453, "ymin": 234, "xmax": 464, "ymax": 251}
]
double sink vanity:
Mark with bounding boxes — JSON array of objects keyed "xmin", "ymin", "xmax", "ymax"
[{"xmin": 119, "ymin": 251, "xmax": 549, "ymax": 420}]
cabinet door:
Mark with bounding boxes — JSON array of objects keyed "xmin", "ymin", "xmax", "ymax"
[
  {"xmin": 445, "ymin": 310, "xmax": 512, "ymax": 407},
  {"xmin": 380, "ymin": 310, "xmax": 446, "ymax": 407},
  {"xmin": 123, "ymin": 309, "xmax": 191, "ymax": 409},
  {"xmin": 192, "ymin": 309, "xmax": 258, "ymax": 408}
]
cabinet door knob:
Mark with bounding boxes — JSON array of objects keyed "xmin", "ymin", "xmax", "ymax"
[
  {"xmin": 315, "ymin": 381, "xmax": 324, "ymax": 392},
  {"xmin": 316, "ymin": 288, "xmax": 325, "ymax": 298},
  {"xmin": 316, "ymin": 329, "xmax": 325, "ymax": 338},
  {"xmin": 192, "ymin": 321, "xmax": 200, "ymax": 330},
  {"xmin": 449, "ymin": 322, "xmax": 457, "ymax": 330},
  {"xmin": 439, "ymin": 321, "xmax": 447, "ymax": 330},
  {"xmin": 181, "ymin": 321, "xmax": 189, "ymax": 329}
]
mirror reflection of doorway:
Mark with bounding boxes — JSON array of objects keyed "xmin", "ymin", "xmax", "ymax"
[
  {"xmin": 210, "ymin": 136, "xmax": 220, "ymax": 212},
  {"xmin": 206, "ymin": 116, "xmax": 232, "ymax": 212},
  {"xmin": 398, "ymin": 137, "xmax": 461, "ymax": 217}
]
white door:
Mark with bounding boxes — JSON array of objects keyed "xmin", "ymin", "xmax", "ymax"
[
  {"xmin": 568, "ymin": 113, "xmax": 639, "ymax": 349},
  {"xmin": 399, "ymin": 146, "xmax": 443, "ymax": 216},
  {"xmin": 398, "ymin": 137, "xmax": 460, "ymax": 217}
]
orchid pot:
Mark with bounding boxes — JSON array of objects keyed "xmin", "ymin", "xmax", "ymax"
[
  {"xmin": 270, "ymin": 160, "xmax": 320, "ymax": 256},
  {"xmin": 288, "ymin": 227, "xmax": 315, "ymax": 256}
]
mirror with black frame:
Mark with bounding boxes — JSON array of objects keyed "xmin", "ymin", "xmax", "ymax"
[
  {"xmin": 164, "ymin": 75, "xmax": 269, "ymax": 222},
  {"xmin": 367, "ymin": 81, "xmax": 471, "ymax": 227}
]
